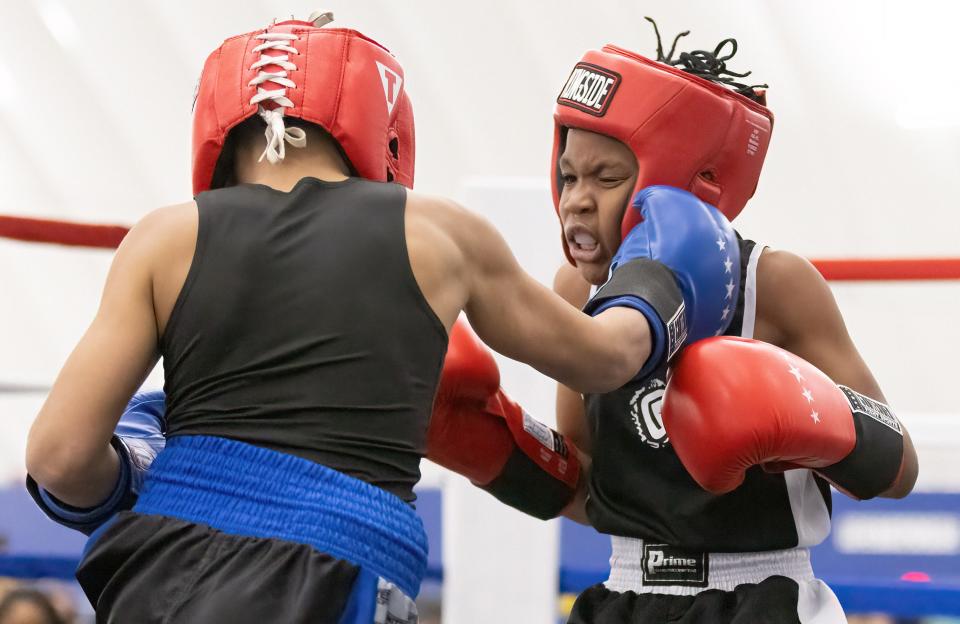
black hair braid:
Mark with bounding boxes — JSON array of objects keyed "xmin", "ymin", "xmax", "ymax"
[{"xmin": 644, "ymin": 17, "xmax": 768, "ymax": 103}]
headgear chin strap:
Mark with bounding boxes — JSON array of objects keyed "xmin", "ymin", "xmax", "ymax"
[
  {"xmin": 551, "ymin": 44, "xmax": 774, "ymax": 265},
  {"xmin": 192, "ymin": 12, "xmax": 415, "ymax": 195}
]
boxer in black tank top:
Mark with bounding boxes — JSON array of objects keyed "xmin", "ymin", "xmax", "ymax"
[
  {"xmin": 553, "ymin": 122, "xmax": 918, "ymax": 624},
  {"xmin": 25, "ymin": 36, "xmax": 658, "ymax": 622},
  {"xmin": 546, "ymin": 21, "xmax": 917, "ymax": 622}
]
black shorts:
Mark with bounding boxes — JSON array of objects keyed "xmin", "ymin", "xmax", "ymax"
[
  {"xmin": 568, "ymin": 536, "xmax": 846, "ymax": 623},
  {"xmin": 76, "ymin": 435, "xmax": 425, "ymax": 624}
]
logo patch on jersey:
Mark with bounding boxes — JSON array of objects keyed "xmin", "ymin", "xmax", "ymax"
[
  {"xmin": 557, "ymin": 63, "xmax": 621, "ymax": 116},
  {"xmin": 642, "ymin": 544, "xmax": 709, "ymax": 587},
  {"xmin": 629, "ymin": 379, "xmax": 669, "ymax": 449}
]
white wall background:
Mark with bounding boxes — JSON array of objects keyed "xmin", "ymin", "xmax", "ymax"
[{"xmin": 1, "ymin": 1, "xmax": 958, "ymax": 621}]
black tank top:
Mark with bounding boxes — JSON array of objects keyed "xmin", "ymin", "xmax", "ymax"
[
  {"xmin": 584, "ymin": 235, "xmax": 833, "ymax": 551},
  {"xmin": 161, "ymin": 177, "xmax": 448, "ymax": 503}
]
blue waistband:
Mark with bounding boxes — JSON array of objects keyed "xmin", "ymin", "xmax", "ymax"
[{"xmin": 133, "ymin": 435, "xmax": 427, "ymax": 598}]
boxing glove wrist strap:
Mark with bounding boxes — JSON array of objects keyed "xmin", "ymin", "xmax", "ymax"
[
  {"xmin": 479, "ymin": 407, "xmax": 581, "ymax": 520},
  {"xmin": 25, "ymin": 437, "xmax": 137, "ymax": 535},
  {"xmin": 817, "ymin": 386, "xmax": 904, "ymax": 500},
  {"xmin": 583, "ymin": 258, "xmax": 687, "ymax": 377}
]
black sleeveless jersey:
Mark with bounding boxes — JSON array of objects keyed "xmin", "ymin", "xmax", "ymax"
[
  {"xmin": 161, "ymin": 177, "xmax": 448, "ymax": 503},
  {"xmin": 584, "ymin": 236, "xmax": 834, "ymax": 551}
]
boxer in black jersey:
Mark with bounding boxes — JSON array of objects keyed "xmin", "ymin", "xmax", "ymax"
[
  {"xmin": 23, "ymin": 15, "xmax": 656, "ymax": 623},
  {"xmin": 550, "ymin": 24, "xmax": 919, "ymax": 624}
]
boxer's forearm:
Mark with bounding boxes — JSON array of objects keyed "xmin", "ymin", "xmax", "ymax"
[
  {"xmin": 29, "ymin": 444, "xmax": 122, "ymax": 509},
  {"xmin": 560, "ymin": 449, "xmax": 592, "ymax": 525},
  {"xmin": 878, "ymin": 428, "xmax": 919, "ymax": 499}
]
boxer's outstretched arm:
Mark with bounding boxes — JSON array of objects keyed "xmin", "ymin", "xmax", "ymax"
[
  {"xmin": 552, "ymin": 262, "xmax": 595, "ymax": 456},
  {"xmin": 756, "ymin": 249, "xmax": 919, "ymax": 498},
  {"xmin": 25, "ymin": 206, "xmax": 182, "ymax": 508},
  {"xmin": 428, "ymin": 197, "xmax": 650, "ymax": 394}
]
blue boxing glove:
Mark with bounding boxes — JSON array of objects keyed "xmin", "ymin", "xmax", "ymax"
[
  {"xmin": 583, "ymin": 186, "xmax": 740, "ymax": 380},
  {"xmin": 25, "ymin": 390, "xmax": 167, "ymax": 535}
]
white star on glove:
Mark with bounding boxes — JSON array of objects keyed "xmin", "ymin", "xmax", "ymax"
[
  {"xmin": 716, "ymin": 236, "xmax": 727, "ymax": 251},
  {"xmin": 801, "ymin": 388, "xmax": 814, "ymax": 403},
  {"xmin": 724, "ymin": 257, "xmax": 733, "ymax": 274},
  {"xmin": 810, "ymin": 410, "xmax": 820, "ymax": 424},
  {"xmin": 725, "ymin": 280, "xmax": 735, "ymax": 300},
  {"xmin": 787, "ymin": 364, "xmax": 804, "ymax": 382}
]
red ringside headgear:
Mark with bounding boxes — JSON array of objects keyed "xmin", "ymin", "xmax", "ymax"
[
  {"xmin": 192, "ymin": 12, "xmax": 414, "ymax": 195},
  {"xmin": 551, "ymin": 44, "xmax": 774, "ymax": 264}
]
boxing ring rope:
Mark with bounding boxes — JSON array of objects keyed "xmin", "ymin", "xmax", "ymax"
[
  {"xmin": 0, "ymin": 383, "xmax": 51, "ymax": 394},
  {"xmin": 3, "ymin": 212, "xmax": 960, "ymax": 618},
  {"xmin": 0, "ymin": 215, "xmax": 128, "ymax": 249},
  {"xmin": 3, "ymin": 213, "xmax": 960, "ymax": 281},
  {"xmin": 813, "ymin": 257, "xmax": 960, "ymax": 282}
]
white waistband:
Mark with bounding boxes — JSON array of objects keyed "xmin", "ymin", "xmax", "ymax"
[{"xmin": 605, "ymin": 536, "xmax": 816, "ymax": 596}]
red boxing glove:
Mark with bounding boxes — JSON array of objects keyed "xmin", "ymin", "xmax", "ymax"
[
  {"xmin": 663, "ymin": 337, "xmax": 904, "ymax": 500},
  {"xmin": 427, "ymin": 320, "xmax": 581, "ymax": 519}
]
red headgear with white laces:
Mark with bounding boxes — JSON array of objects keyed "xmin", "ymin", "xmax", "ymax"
[{"xmin": 192, "ymin": 12, "xmax": 415, "ymax": 195}]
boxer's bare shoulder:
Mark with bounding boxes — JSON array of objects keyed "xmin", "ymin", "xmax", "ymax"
[
  {"xmin": 754, "ymin": 246, "xmax": 863, "ymax": 384},
  {"xmin": 754, "ymin": 248, "xmax": 843, "ymax": 352},
  {"xmin": 118, "ymin": 202, "xmax": 198, "ymax": 272},
  {"xmin": 402, "ymin": 191, "xmax": 471, "ymax": 330},
  {"xmin": 403, "ymin": 189, "xmax": 520, "ymax": 284},
  {"xmin": 118, "ymin": 202, "xmax": 199, "ymax": 336}
]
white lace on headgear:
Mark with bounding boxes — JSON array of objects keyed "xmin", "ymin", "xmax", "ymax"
[
  {"xmin": 248, "ymin": 12, "xmax": 335, "ymax": 164},
  {"xmin": 248, "ymin": 32, "xmax": 307, "ymax": 164}
]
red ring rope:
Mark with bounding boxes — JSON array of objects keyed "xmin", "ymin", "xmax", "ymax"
[
  {"xmin": 2, "ymin": 214, "xmax": 959, "ymax": 282},
  {"xmin": 811, "ymin": 258, "xmax": 960, "ymax": 282},
  {"xmin": 0, "ymin": 215, "xmax": 128, "ymax": 249}
]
